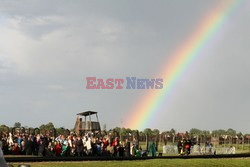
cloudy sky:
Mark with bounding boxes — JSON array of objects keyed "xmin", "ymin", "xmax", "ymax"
[{"xmin": 0, "ymin": 0, "xmax": 250, "ymax": 133}]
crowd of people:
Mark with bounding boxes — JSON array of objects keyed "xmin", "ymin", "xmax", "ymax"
[
  {"xmin": 177, "ymin": 139, "xmax": 218, "ymax": 155},
  {"xmin": 177, "ymin": 138, "xmax": 193, "ymax": 155},
  {"xmin": 0, "ymin": 132, "xmax": 150, "ymax": 157}
]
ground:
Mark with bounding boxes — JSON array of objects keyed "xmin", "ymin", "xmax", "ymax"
[{"xmin": 10, "ymin": 158, "xmax": 250, "ymax": 167}]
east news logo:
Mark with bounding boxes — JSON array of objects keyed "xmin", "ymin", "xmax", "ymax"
[{"xmin": 86, "ymin": 77, "xmax": 164, "ymax": 89}]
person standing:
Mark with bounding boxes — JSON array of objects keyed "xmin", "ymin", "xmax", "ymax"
[
  {"xmin": 38, "ymin": 140, "xmax": 45, "ymax": 156},
  {"xmin": 124, "ymin": 139, "xmax": 130, "ymax": 157},
  {"xmin": 177, "ymin": 140, "xmax": 182, "ymax": 155},
  {"xmin": 76, "ymin": 136, "xmax": 83, "ymax": 157},
  {"xmin": 12, "ymin": 143, "xmax": 20, "ymax": 155},
  {"xmin": 106, "ymin": 143, "xmax": 114, "ymax": 156},
  {"xmin": 85, "ymin": 137, "xmax": 92, "ymax": 156},
  {"xmin": 54, "ymin": 141, "xmax": 62, "ymax": 156},
  {"xmin": 149, "ymin": 142, "xmax": 156, "ymax": 157},
  {"xmin": 24, "ymin": 136, "xmax": 33, "ymax": 155},
  {"xmin": 112, "ymin": 137, "xmax": 119, "ymax": 157}
]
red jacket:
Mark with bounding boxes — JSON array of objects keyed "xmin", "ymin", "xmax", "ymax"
[
  {"xmin": 12, "ymin": 145, "xmax": 21, "ymax": 155},
  {"xmin": 55, "ymin": 144, "xmax": 62, "ymax": 156}
]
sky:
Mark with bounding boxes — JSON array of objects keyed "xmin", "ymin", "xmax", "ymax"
[{"xmin": 0, "ymin": 0, "xmax": 250, "ymax": 133}]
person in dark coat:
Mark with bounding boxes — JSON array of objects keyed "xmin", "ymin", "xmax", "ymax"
[
  {"xmin": 118, "ymin": 145, "xmax": 124, "ymax": 157},
  {"xmin": 76, "ymin": 137, "xmax": 83, "ymax": 157},
  {"xmin": 124, "ymin": 139, "xmax": 130, "ymax": 157},
  {"xmin": 177, "ymin": 140, "xmax": 182, "ymax": 155},
  {"xmin": 24, "ymin": 136, "xmax": 33, "ymax": 155},
  {"xmin": 33, "ymin": 136, "xmax": 40, "ymax": 155},
  {"xmin": 38, "ymin": 140, "xmax": 45, "ymax": 156},
  {"xmin": 45, "ymin": 142, "xmax": 54, "ymax": 157},
  {"xmin": 186, "ymin": 139, "xmax": 192, "ymax": 155}
]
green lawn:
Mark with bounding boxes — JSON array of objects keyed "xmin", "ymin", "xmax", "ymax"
[{"xmin": 11, "ymin": 158, "xmax": 250, "ymax": 167}]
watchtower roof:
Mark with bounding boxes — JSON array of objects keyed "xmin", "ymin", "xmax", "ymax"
[{"xmin": 77, "ymin": 111, "xmax": 97, "ymax": 116}]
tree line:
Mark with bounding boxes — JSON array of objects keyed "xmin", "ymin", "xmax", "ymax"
[{"xmin": 0, "ymin": 122, "xmax": 250, "ymax": 138}]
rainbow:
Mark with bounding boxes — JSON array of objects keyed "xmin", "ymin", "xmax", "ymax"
[{"xmin": 124, "ymin": 0, "xmax": 243, "ymax": 130}]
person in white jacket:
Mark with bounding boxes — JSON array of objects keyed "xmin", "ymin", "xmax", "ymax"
[{"xmin": 84, "ymin": 136, "xmax": 92, "ymax": 155}]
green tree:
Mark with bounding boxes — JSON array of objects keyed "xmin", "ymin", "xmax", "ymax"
[
  {"xmin": 39, "ymin": 122, "xmax": 55, "ymax": 132},
  {"xmin": 126, "ymin": 128, "xmax": 133, "ymax": 135},
  {"xmin": 46, "ymin": 122, "xmax": 55, "ymax": 130},
  {"xmin": 190, "ymin": 128, "xmax": 202, "ymax": 137},
  {"xmin": 113, "ymin": 127, "xmax": 121, "ymax": 133},
  {"xmin": 226, "ymin": 128, "xmax": 236, "ymax": 137},
  {"xmin": 212, "ymin": 129, "xmax": 226, "ymax": 137},
  {"xmin": 202, "ymin": 130, "xmax": 210, "ymax": 136},
  {"xmin": 170, "ymin": 128, "xmax": 176, "ymax": 135},
  {"xmin": 189, "ymin": 128, "xmax": 202, "ymax": 143},
  {"xmin": 14, "ymin": 122, "xmax": 21, "ymax": 128},
  {"xmin": 237, "ymin": 132, "xmax": 243, "ymax": 137},
  {"xmin": 153, "ymin": 129, "xmax": 160, "ymax": 136},
  {"xmin": 143, "ymin": 128, "xmax": 154, "ymax": 137},
  {"xmin": 119, "ymin": 127, "xmax": 128, "ymax": 140},
  {"xmin": 226, "ymin": 128, "xmax": 236, "ymax": 144},
  {"xmin": 0, "ymin": 124, "xmax": 9, "ymax": 132},
  {"xmin": 56, "ymin": 127, "xmax": 65, "ymax": 135}
]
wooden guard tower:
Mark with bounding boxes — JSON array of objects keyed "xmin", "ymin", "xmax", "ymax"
[{"xmin": 74, "ymin": 111, "xmax": 101, "ymax": 135}]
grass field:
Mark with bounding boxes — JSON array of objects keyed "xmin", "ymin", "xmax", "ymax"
[{"xmin": 10, "ymin": 158, "xmax": 250, "ymax": 167}]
